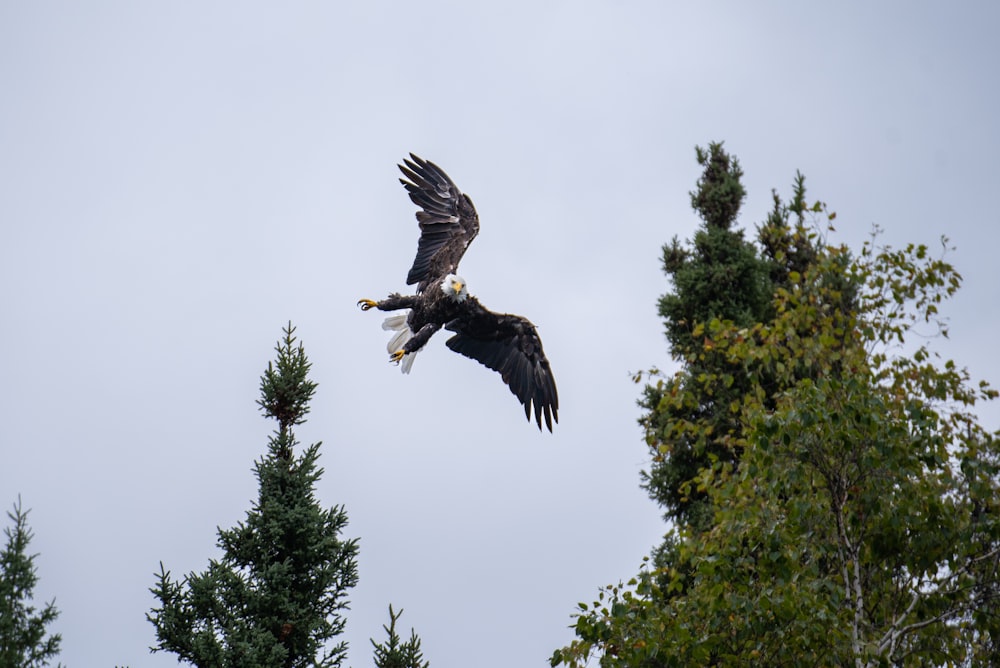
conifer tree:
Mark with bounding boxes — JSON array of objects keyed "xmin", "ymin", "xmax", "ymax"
[
  {"xmin": 639, "ymin": 145, "xmax": 846, "ymax": 551},
  {"xmin": 148, "ymin": 323, "xmax": 359, "ymax": 668},
  {"xmin": 0, "ymin": 497, "xmax": 63, "ymax": 668},
  {"xmin": 370, "ymin": 606, "xmax": 429, "ymax": 668},
  {"xmin": 639, "ymin": 142, "xmax": 773, "ymax": 535}
]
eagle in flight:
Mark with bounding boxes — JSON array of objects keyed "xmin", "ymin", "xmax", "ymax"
[{"xmin": 358, "ymin": 154, "xmax": 558, "ymax": 431}]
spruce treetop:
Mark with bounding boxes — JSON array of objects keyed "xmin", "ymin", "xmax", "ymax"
[
  {"xmin": 148, "ymin": 323, "xmax": 359, "ymax": 668},
  {"xmin": 258, "ymin": 322, "xmax": 317, "ymax": 437},
  {"xmin": 371, "ymin": 606, "xmax": 430, "ymax": 668},
  {"xmin": 0, "ymin": 497, "xmax": 63, "ymax": 668},
  {"xmin": 690, "ymin": 142, "xmax": 746, "ymax": 231}
]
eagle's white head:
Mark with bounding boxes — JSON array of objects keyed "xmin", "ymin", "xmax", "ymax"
[{"xmin": 441, "ymin": 273, "xmax": 469, "ymax": 302}]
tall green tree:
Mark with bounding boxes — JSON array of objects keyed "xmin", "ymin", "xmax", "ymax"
[
  {"xmin": 640, "ymin": 142, "xmax": 773, "ymax": 536},
  {"xmin": 0, "ymin": 497, "xmax": 63, "ymax": 668},
  {"xmin": 148, "ymin": 323, "xmax": 360, "ymax": 668},
  {"xmin": 640, "ymin": 145, "xmax": 855, "ymax": 579},
  {"xmin": 640, "ymin": 143, "xmax": 843, "ymax": 558},
  {"xmin": 556, "ymin": 202, "xmax": 1000, "ymax": 665}
]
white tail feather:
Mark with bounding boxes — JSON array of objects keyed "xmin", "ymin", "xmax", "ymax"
[
  {"xmin": 381, "ymin": 314, "xmax": 408, "ymax": 332},
  {"xmin": 401, "ymin": 352, "xmax": 416, "ymax": 374},
  {"xmin": 382, "ymin": 312, "xmax": 417, "ymax": 374},
  {"xmin": 386, "ymin": 327, "xmax": 409, "ymax": 354}
]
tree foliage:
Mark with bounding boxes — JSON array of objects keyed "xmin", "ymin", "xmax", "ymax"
[
  {"xmin": 0, "ymin": 498, "xmax": 63, "ymax": 668},
  {"xmin": 640, "ymin": 142, "xmax": 774, "ymax": 536},
  {"xmin": 639, "ymin": 143, "xmax": 840, "ymax": 546},
  {"xmin": 370, "ymin": 605, "xmax": 430, "ymax": 668},
  {"xmin": 148, "ymin": 323, "xmax": 360, "ymax": 668},
  {"xmin": 555, "ymin": 153, "xmax": 1000, "ymax": 666}
]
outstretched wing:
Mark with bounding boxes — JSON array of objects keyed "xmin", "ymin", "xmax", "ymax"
[
  {"xmin": 444, "ymin": 299, "xmax": 558, "ymax": 432},
  {"xmin": 398, "ymin": 154, "xmax": 480, "ymax": 291}
]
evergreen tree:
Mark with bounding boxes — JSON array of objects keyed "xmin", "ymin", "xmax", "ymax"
[
  {"xmin": 0, "ymin": 497, "xmax": 63, "ymax": 668},
  {"xmin": 639, "ymin": 145, "xmax": 848, "ymax": 557},
  {"xmin": 639, "ymin": 142, "xmax": 773, "ymax": 535},
  {"xmin": 370, "ymin": 606, "xmax": 429, "ymax": 668},
  {"xmin": 148, "ymin": 323, "xmax": 360, "ymax": 668}
]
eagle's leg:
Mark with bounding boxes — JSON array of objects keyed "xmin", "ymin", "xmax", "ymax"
[
  {"xmin": 357, "ymin": 293, "xmax": 419, "ymax": 312},
  {"xmin": 390, "ymin": 322, "xmax": 441, "ymax": 363}
]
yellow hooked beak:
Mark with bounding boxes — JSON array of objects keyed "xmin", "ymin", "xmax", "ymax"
[{"xmin": 452, "ymin": 280, "xmax": 464, "ymax": 295}]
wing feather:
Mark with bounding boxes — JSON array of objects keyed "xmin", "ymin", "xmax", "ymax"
[
  {"xmin": 444, "ymin": 299, "xmax": 558, "ymax": 432},
  {"xmin": 398, "ymin": 154, "xmax": 480, "ymax": 291}
]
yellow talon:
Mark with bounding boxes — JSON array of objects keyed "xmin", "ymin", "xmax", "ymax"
[
  {"xmin": 389, "ymin": 350, "xmax": 405, "ymax": 364},
  {"xmin": 358, "ymin": 299, "xmax": 378, "ymax": 311}
]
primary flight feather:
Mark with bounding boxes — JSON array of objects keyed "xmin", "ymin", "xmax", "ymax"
[{"xmin": 358, "ymin": 154, "xmax": 559, "ymax": 431}]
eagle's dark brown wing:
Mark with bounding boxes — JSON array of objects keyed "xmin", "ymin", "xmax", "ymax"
[
  {"xmin": 398, "ymin": 154, "xmax": 480, "ymax": 292},
  {"xmin": 444, "ymin": 298, "xmax": 558, "ymax": 432}
]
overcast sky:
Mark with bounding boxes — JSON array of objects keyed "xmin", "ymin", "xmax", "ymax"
[{"xmin": 2, "ymin": 2, "xmax": 998, "ymax": 667}]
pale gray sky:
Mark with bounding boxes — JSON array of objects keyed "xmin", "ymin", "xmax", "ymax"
[{"xmin": 2, "ymin": 2, "xmax": 998, "ymax": 667}]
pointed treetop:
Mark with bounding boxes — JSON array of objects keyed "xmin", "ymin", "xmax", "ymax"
[
  {"xmin": 149, "ymin": 322, "xmax": 358, "ymax": 668},
  {"xmin": 690, "ymin": 141, "xmax": 746, "ymax": 230},
  {"xmin": 257, "ymin": 322, "xmax": 318, "ymax": 435},
  {"xmin": 0, "ymin": 496, "xmax": 63, "ymax": 668},
  {"xmin": 371, "ymin": 605, "xmax": 430, "ymax": 668}
]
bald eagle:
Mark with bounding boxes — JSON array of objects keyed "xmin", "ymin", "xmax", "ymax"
[{"xmin": 358, "ymin": 154, "xmax": 558, "ymax": 431}]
